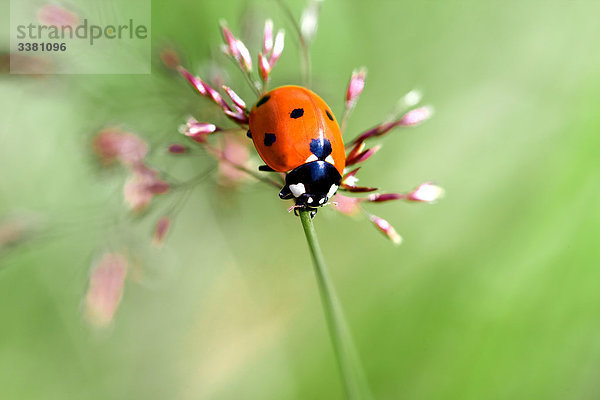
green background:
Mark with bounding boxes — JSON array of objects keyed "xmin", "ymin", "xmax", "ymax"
[{"xmin": 1, "ymin": 0, "xmax": 600, "ymax": 399}]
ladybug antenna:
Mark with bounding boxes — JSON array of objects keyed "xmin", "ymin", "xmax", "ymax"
[{"xmin": 288, "ymin": 204, "xmax": 301, "ymax": 213}]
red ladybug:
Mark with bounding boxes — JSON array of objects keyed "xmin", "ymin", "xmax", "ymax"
[{"xmin": 248, "ymin": 86, "xmax": 346, "ymax": 213}]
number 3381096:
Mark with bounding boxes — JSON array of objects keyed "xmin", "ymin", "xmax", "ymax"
[{"xmin": 17, "ymin": 42, "xmax": 66, "ymax": 52}]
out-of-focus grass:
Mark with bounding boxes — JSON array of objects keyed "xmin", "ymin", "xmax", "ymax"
[{"xmin": 1, "ymin": 0, "xmax": 600, "ymax": 399}]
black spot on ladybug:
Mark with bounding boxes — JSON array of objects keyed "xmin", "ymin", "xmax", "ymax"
[
  {"xmin": 325, "ymin": 110, "xmax": 334, "ymax": 121},
  {"xmin": 310, "ymin": 138, "xmax": 332, "ymax": 160},
  {"xmin": 246, "ymin": 130, "xmax": 252, "ymax": 138},
  {"xmin": 290, "ymin": 108, "xmax": 304, "ymax": 119},
  {"xmin": 264, "ymin": 133, "xmax": 276, "ymax": 146},
  {"xmin": 256, "ymin": 95, "xmax": 270, "ymax": 108}
]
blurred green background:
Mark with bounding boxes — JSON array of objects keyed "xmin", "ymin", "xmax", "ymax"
[{"xmin": 2, "ymin": 0, "xmax": 600, "ymax": 399}]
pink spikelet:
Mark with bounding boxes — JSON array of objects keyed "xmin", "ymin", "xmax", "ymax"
[
  {"xmin": 153, "ymin": 217, "xmax": 171, "ymax": 247},
  {"xmin": 345, "ymin": 68, "xmax": 367, "ymax": 110},
  {"xmin": 83, "ymin": 252, "xmax": 128, "ymax": 328},
  {"xmin": 369, "ymin": 215, "xmax": 402, "ymax": 245}
]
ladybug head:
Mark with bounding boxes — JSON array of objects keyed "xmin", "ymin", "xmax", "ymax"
[{"xmin": 279, "ymin": 161, "xmax": 342, "ymax": 209}]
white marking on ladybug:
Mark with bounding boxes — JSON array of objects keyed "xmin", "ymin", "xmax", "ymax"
[
  {"xmin": 319, "ymin": 197, "xmax": 326, "ymax": 204},
  {"xmin": 305, "ymin": 154, "xmax": 318, "ymax": 163},
  {"xmin": 290, "ymin": 183, "xmax": 306, "ymax": 198},
  {"xmin": 327, "ymin": 184, "xmax": 338, "ymax": 198},
  {"xmin": 325, "ymin": 155, "xmax": 335, "ymax": 165},
  {"xmin": 307, "ymin": 197, "xmax": 314, "ymax": 204}
]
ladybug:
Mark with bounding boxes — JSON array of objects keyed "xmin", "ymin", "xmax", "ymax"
[{"xmin": 248, "ymin": 86, "xmax": 346, "ymax": 214}]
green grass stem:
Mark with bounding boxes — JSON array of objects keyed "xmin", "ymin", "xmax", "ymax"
[{"xmin": 299, "ymin": 210, "xmax": 372, "ymax": 400}]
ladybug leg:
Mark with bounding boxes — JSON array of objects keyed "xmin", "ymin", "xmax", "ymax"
[
  {"xmin": 279, "ymin": 185, "xmax": 294, "ymax": 199},
  {"xmin": 258, "ymin": 164, "xmax": 276, "ymax": 172},
  {"xmin": 292, "ymin": 207, "xmax": 317, "ymax": 218}
]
